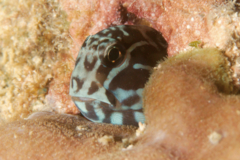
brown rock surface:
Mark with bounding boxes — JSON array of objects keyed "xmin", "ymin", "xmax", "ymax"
[
  {"xmin": 0, "ymin": 112, "xmax": 137, "ymax": 159},
  {"xmin": 143, "ymin": 48, "xmax": 240, "ymax": 159},
  {"xmin": 1, "ymin": 49, "xmax": 240, "ymax": 159}
]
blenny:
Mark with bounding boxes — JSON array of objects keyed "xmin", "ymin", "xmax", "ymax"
[{"xmin": 70, "ymin": 25, "xmax": 167, "ymax": 126}]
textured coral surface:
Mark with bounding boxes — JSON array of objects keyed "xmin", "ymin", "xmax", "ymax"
[
  {"xmin": 1, "ymin": 49, "xmax": 240, "ymax": 159},
  {"xmin": 0, "ymin": 0, "xmax": 75, "ymax": 124},
  {"xmin": 1, "ymin": 0, "xmax": 240, "ymax": 159},
  {"xmin": 143, "ymin": 48, "xmax": 240, "ymax": 159},
  {"xmin": 0, "ymin": 112, "xmax": 137, "ymax": 159}
]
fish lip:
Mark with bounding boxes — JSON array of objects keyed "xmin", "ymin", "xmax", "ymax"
[
  {"xmin": 71, "ymin": 96, "xmax": 122, "ymax": 110},
  {"xmin": 72, "ymin": 96, "xmax": 95, "ymax": 102}
]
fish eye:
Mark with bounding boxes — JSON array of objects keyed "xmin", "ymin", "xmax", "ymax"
[
  {"xmin": 107, "ymin": 46, "xmax": 122, "ymax": 63},
  {"xmin": 98, "ymin": 43, "xmax": 126, "ymax": 68}
]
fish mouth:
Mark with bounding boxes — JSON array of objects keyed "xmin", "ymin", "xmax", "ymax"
[
  {"xmin": 72, "ymin": 96, "xmax": 96, "ymax": 102},
  {"xmin": 71, "ymin": 96, "xmax": 122, "ymax": 110}
]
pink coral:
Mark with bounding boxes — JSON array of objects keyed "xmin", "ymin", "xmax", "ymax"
[{"xmin": 49, "ymin": 0, "xmax": 233, "ymax": 114}]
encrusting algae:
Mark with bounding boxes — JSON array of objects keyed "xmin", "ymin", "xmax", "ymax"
[{"xmin": 0, "ymin": 0, "xmax": 72, "ymax": 124}]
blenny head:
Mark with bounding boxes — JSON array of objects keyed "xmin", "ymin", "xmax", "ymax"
[{"xmin": 70, "ymin": 25, "xmax": 167, "ymax": 126}]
